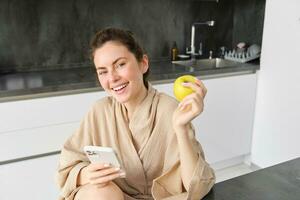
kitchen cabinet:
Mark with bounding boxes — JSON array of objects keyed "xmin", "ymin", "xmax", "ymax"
[
  {"xmin": 0, "ymin": 154, "xmax": 59, "ymax": 200},
  {"xmin": 0, "ymin": 73, "xmax": 257, "ymax": 165},
  {"xmin": 0, "ymin": 90, "xmax": 106, "ymax": 162},
  {"xmin": 0, "ymin": 91, "xmax": 107, "ymax": 200},
  {"xmin": 154, "ymin": 73, "xmax": 257, "ymax": 168}
]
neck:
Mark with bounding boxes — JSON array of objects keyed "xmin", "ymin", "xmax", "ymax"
[{"xmin": 124, "ymin": 84, "xmax": 148, "ymax": 120}]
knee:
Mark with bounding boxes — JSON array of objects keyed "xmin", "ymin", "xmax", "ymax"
[
  {"xmin": 75, "ymin": 182, "xmax": 124, "ymax": 200},
  {"xmin": 98, "ymin": 182, "xmax": 124, "ymax": 200}
]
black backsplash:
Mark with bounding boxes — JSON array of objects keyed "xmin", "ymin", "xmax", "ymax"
[
  {"xmin": 232, "ymin": 0, "xmax": 266, "ymax": 47},
  {"xmin": 0, "ymin": 0, "xmax": 265, "ymax": 72}
]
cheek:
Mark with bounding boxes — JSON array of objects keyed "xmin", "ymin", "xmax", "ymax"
[
  {"xmin": 118, "ymin": 68, "xmax": 134, "ymax": 80},
  {"xmin": 98, "ymin": 76, "xmax": 108, "ymax": 89},
  {"xmin": 125, "ymin": 68, "xmax": 143, "ymax": 81}
]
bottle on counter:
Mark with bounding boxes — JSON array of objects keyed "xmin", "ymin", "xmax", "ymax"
[{"xmin": 171, "ymin": 41, "xmax": 178, "ymax": 61}]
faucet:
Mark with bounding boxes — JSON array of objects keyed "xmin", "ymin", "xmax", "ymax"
[{"xmin": 187, "ymin": 20, "xmax": 215, "ymax": 59}]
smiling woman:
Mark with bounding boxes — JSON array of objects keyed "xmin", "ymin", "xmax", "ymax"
[
  {"xmin": 55, "ymin": 28, "xmax": 215, "ymax": 200},
  {"xmin": 90, "ymin": 28, "xmax": 150, "ymax": 89},
  {"xmin": 93, "ymin": 41, "xmax": 149, "ymax": 111}
]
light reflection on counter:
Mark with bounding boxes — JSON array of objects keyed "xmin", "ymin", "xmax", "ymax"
[{"xmin": 1, "ymin": 73, "xmax": 43, "ymax": 91}]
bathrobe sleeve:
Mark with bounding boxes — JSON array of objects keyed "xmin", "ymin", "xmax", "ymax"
[
  {"xmin": 55, "ymin": 105, "xmax": 99, "ymax": 200},
  {"xmin": 152, "ymin": 125, "xmax": 215, "ymax": 200}
]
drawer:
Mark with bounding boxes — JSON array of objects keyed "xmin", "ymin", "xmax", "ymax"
[
  {"xmin": 0, "ymin": 122, "xmax": 79, "ymax": 162},
  {"xmin": 0, "ymin": 91, "xmax": 106, "ymax": 133}
]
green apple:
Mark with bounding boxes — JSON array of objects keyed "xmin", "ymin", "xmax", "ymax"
[{"xmin": 173, "ymin": 75, "xmax": 196, "ymax": 101}]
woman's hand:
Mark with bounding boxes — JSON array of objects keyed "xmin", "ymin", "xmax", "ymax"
[
  {"xmin": 172, "ymin": 79, "xmax": 207, "ymax": 129},
  {"xmin": 77, "ymin": 163, "xmax": 126, "ymax": 187}
]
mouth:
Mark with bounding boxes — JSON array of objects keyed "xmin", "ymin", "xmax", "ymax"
[{"xmin": 112, "ymin": 82, "xmax": 129, "ymax": 93}]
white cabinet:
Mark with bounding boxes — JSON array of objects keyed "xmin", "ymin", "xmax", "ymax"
[
  {"xmin": 0, "ymin": 155, "xmax": 60, "ymax": 200},
  {"xmin": 0, "ymin": 91, "xmax": 106, "ymax": 133},
  {"xmin": 0, "ymin": 90, "xmax": 107, "ymax": 162},
  {"xmin": 0, "ymin": 91, "xmax": 107, "ymax": 200},
  {"xmin": 154, "ymin": 73, "xmax": 257, "ymax": 167},
  {"xmin": 0, "ymin": 74, "xmax": 257, "ymax": 165},
  {"xmin": 195, "ymin": 74, "xmax": 257, "ymax": 166}
]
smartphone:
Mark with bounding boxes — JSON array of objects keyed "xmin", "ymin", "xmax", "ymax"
[{"xmin": 84, "ymin": 146, "xmax": 121, "ymax": 168}]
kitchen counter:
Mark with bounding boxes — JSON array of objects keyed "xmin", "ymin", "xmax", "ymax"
[
  {"xmin": 0, "ymin": 59, "xmax": 259, "ymax": 102},
  {"xmin": 203, "ymin": 157, "xmax": 300, "ymax": 200}
]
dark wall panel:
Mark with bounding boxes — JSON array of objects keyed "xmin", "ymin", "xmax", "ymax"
[
  {"xmin": 232, "ymin": 0, "xmax": 265, "ymax": 47},
  {"xmin": 0, "ymin": 0, "xmax": 265, "ymax": 72}
]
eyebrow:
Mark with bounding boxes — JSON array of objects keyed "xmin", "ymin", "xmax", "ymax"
[{"xmin": 96, "ymin": 57, "xmax": 126, "ymax": 70}]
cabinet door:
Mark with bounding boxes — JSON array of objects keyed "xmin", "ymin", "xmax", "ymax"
[
  {"xmin": 195, "ymin": 74, "xmax": 257, "ymax": 164},
  {"xmin": 0, "ymin": 123, "xmax": 77, "ymax": 162},
  {"xmin": 0, "ymin": 91, "xmax": 107, "ymax": 162},
  {"xmin": 0, "ymin": 90, "xmax": 107, "ymax": 133},
  {"xmin": 0, "ymin": 155, "xmax": 60, "ymax": 200}
]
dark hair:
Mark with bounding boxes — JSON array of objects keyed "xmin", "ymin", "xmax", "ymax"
[{"xmin": 90, "ymin": 27, "xmax": 149, "ymax": 88}]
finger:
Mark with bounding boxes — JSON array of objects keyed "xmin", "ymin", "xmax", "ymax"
[
  {"xmin": 87, "ymin": 163, "xmax": 111, "ymax": 172},
  {"xmin": 188, "ymin": 79, "xmax": 207, "ymax": 97},
  {"xmin": 89, "ymin": 167, "xmax": 121, "ymax": 180},
  {"xmin": 179, "ymin": 96, "xmax": 200, "ymax": 111},
  {"xmin": 180, "ymin": 97, "xmax": 201, "ymax": 109},
  {"xmin": 182, "ymin": 82, "xmax": 205, "ymax": 98},
  {"xmin": 179, "ymin": 103, "xmax": 192, "ymax": 112},
  {"xmin": 96, "ymin": 182, "xmax": 110, "ymax": 188},
  {"xmin": 179, "ymin": 98, "xmax": 203, "ymax": 114},
  {"xmin": 195, "ymin": 79, "xmax": 207, "ymax": 97},
  {"xmin": 179, "ymin": 92, "xmax": 202, "ymax": 106},
  {"xmin": 188, "ymin": 92, "xmax": 202, "ymax": 103},
  {"xmin": 90, "ymin": 171, "xmax": 126, "ymax": 184},
  {"xmin": 179, "ymin": 100, "xmax": 199, "ymax": 112}
]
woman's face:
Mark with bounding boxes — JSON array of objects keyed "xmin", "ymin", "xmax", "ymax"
[{"xmin": 93, "ymin": 41, "xmax": 148, "ymax": 104}]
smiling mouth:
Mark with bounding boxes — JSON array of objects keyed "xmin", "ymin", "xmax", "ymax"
[{"xmin": 112, "ymin": 83, "xmax": 129, "ymax": 92}]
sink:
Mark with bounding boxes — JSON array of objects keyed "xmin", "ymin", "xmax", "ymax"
[{"xmin": 172, "ymin": 58, "xmax": 241, "ymax": 69}]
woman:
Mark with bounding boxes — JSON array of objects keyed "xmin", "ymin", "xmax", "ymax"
[{"xmin": 56, "ymin": 28, "xmax": 215, "ymax": 200}]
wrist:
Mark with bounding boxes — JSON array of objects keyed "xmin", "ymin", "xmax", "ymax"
[
  {"xmin": 173, "ymin": 123, "xmax": 188, "ymax": 131},
  {"xmin": 173, "ymin": 124, "xmax": 189, "ymax": 136}
]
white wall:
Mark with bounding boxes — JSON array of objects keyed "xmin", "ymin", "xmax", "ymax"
[{"xmin": 251, "ymin": 0, "xmax": 300, "ymax": 168}]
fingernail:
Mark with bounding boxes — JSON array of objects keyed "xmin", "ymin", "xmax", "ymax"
[
  {"xmin": 104, "ymin": 163, "xmax": 110, "ymax": 167},
  {"xmin": 182, "ymin": 82, "xmax": 188, "ymax": 86},
  {"xmin": 115, "ymin": 167, "xmax": 120, "ymax": 171},
  {"xmin": 180, "ymin": 105, "xmax": 186, "ymax": 111},
  {"xmin": 119, "ymin": 172, "xmax": 126, "ymax": 177}
]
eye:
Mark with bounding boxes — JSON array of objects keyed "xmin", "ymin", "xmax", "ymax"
[
  {"xmin": 116, "ymin": 62, "xmax": 126, "ymax": 68},
  {"xmin": 98, "ymin": 71, "xmax": 107, "ymax": 76}
]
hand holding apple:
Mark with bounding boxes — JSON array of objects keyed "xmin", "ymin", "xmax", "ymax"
[
  {"xmin": 173, "ymin": 75, "xmax": 197, "ymax": 102},
  {"xmin": 172, "ymin": 75, "xmax": 207, "ymax": 129}
]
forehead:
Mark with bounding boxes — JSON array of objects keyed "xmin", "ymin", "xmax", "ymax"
[{"xmin": 94, "ymin": 41, "xmax": 130, "ymax": 63}]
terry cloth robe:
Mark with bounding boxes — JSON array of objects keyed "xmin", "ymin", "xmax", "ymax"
[{"xmin": 56, "ymin": 85, "xmax": 215, "ymax": 200}]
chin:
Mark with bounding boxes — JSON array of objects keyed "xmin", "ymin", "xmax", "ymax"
[{"xmin": 113, "ymin": 94, "xmax": 130, "ymax": 104}]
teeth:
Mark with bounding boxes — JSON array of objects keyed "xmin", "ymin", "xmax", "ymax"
[{"xmin": 113, "ymin": 84, "xmax": 127, "ymax": 91}]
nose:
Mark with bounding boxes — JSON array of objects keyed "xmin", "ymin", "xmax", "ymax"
[{"xmin": 108, "ymin": 69, "xmax": 120, "ymax": 82}]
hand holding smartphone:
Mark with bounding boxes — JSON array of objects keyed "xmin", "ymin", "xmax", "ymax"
[
  {"xmin": 84, "ymin": 146, "xmax": 121, "ymax": 168},
  {"xmin": 80, "ymin": 146, "xmax": 126, "ymax": 185}
]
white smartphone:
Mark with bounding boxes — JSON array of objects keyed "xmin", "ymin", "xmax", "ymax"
[{"xmin": 84, "ymin": 146, "xmax": 121, "ymax": 168}]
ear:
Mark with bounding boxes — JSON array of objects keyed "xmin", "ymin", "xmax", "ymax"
[{"xmin": 140, "ymin": 54, "xmax": 149, "ymax": 74}]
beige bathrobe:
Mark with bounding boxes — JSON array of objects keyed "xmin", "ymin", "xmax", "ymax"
[{"xmin": 56, "ymin": 85, "xmax": 215, "ymax": 200}]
